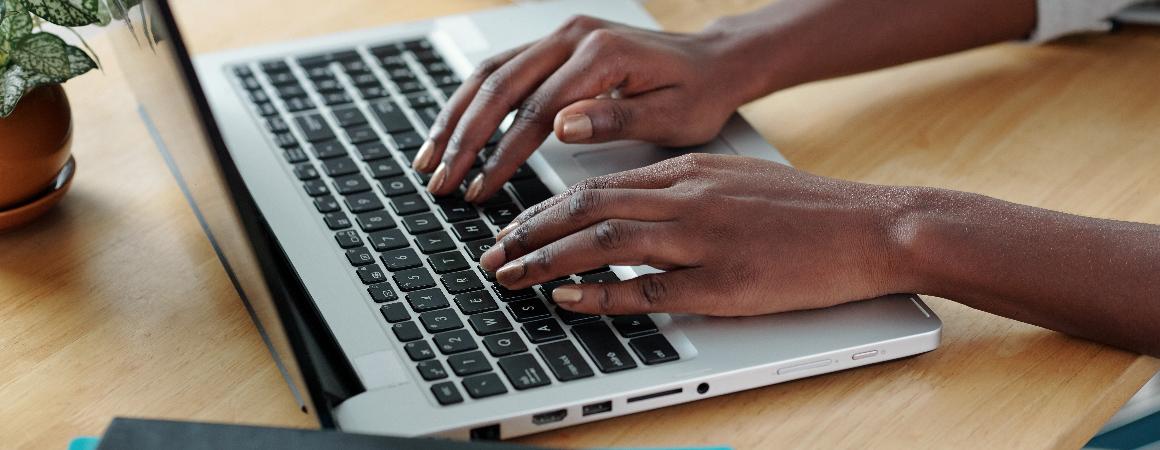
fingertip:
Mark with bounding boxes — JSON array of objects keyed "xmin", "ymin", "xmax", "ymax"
[
  {"xmin": 413, "ymin": 141, "xmax": 436, "ymax": 173},
  {"xmin": 552, "ymin": 285, "xmax": 583, "ymax": 304}
]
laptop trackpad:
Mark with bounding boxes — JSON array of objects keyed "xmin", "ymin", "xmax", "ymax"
[{"xmin": 571, "ymin": 138, "xmax": 737, "ymax": 179}]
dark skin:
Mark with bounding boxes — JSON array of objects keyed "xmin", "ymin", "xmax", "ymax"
[{"xmin": 414, "ymin": 0, "xmax": 1160, "ymax": 357}]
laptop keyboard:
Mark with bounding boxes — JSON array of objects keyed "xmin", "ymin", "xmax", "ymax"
[{"xmin": 230, "ymin": 38, "xmax": 680, "ymax": 406}]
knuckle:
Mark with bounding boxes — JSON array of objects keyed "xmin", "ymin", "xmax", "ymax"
[
  {"xmin": 567, "ymin": 190, "xmax": 602, "ymax": 220},
  {"xmin": 513, "ymin": 96, "xmax": 550, "ymax": 126},
  {"xmin": 478, "ymin": 71, "xmax": 512, "ymax": 99},
  {"xmin": 596, "ymin": 284, "xmax": 616, "ymax": 313},
  {"xmin": 508, "ymin": 224, "xmax": 533, "ymax": 252},
  {"xmin": 527, "ymin": 248, "xmax": 554, "ymax": 272},
  {"xmin": 578, "ymin": 29, "xmax": 620, "ymax": 53},
  {"xmin": 559, "ymin": 15, "xmax": 603, "ymax": 36},
  {"xmin": 638, "ymin": 275, "xmax": 667, "ymax": 306},
  {"xmin": 606, "ymin": 102, "xmax": 633, "ymax": 134},
  {"xmin": 593, "ymin": 219, "xmax": 630, "ymax": 251},
  {"xmin": 474, "ymin": 55, "xmax": 507, "ymax": 79}
]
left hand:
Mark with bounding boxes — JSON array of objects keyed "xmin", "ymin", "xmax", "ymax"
[{"xmin": 478, "ymin": 153, "xmax": 915, "ymax": 316}]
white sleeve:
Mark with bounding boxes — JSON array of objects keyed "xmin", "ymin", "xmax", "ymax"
[{"xmin": 1030, "ymin": 0, "xmax": 1150, "ymax": 42}]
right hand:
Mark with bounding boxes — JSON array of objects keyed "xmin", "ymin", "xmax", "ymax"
[{"xmin": 413, "ymin": 15, "xmax": 755, "ymax": 202}]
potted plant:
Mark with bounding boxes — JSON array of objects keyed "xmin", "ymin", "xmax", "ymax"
[{"xmin": 0, "ymin": 0, "xmax": 126, "ymax": 230}]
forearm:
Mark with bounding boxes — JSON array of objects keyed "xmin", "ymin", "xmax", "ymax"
[
  {"xmin": 702, "ymin": 0, "xmax": 1038, "ymax": 102},
  {"xmin": 889, "ymin": 188, "xmax": 1160, "ymax": 357}
]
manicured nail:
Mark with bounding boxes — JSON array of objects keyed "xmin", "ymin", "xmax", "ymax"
[
  {"xmin": 427, "ymin": 162, "xmax": 447, "ymax": 193},
  {"xmin": 560, "ymin": 113, "xmax": 593, "ymax": 142},
  {"xmin": 496, "ymin": 221, "xmax": 519, "ymax": 241},
  {"xmin": 479, "ymin": 244, "xmax": 506, "ymax": 272},
  {"xmin": 413, "ymin": 141, "xmax": 434, "ymax": 172},
  {"xmin": 465, "ymin": 173, "xmax": 485, "ymax": 202},
  {"xmin": 552, "ymin": 286, "xmax": 583, "ymax": 304},
  {"xmin": 495, "ymin": 260, "xmax": 526, "ymax": 284}
]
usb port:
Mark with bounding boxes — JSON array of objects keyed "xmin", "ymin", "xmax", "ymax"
[
  {"xmin": 582, "ymin": 401, "xmax": 612, "ymax": 416},
  {"xmin": 532, "ymin": 409, "xmax": 568, "ymax": 425}
]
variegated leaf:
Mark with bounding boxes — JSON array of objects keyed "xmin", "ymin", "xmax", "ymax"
[
  {"xmin": 0, "ymin": 64, "xmax": 27, "ymax": 117},
  {"xmin": 22, "ymin": 0, "xmax": 100, "ymax": 27},
  {"xmin": 11, "ymin": 32, "xmax": 70, "ymax": 79},
  {"xmin": 0, "ymin": 10, "xmax": 34, "ymax": 39}
]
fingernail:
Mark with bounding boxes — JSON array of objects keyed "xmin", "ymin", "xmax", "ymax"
[
  {"xmin": 560, "ymin": 113, "xmax": 593, "ymax": 142},
  {"xmin": 427, "ymin": 162, "xmax": 447, "ymax": 193},
  {"xmin": 496, "ymin": 221, "xmax": 519, "ymax": 241},
  {"xmin": 465, "ymin": 173, "xmax": 485, "ymax": 202},
  {"xmin": 479, "ymin": 244, "xmax": 506, "ymax": 272},
  {"xmin": 413, "ymin": 141, "xmax": 434, "ymax": 172},
  {"xmin": 496, "ymin": 260, "xmax": 526, "ymax": 284},
  {"xmin": 552, "ymin": 286, "xmax": 583, "ymax": 304}
]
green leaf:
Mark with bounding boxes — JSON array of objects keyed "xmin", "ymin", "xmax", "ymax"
[
  {"xmin": 22, "ymin": 0, "xmax": 100, "ymax": 27},
  {"xmin": 11, "ymin": 32, "xmax": 69, "ymax": 79},
  {"xmin": 62, "ymin": 42, "xmax": 94, "ymax": 76},
  {"xmin": 0, "ymin": 64, "xmax": 27, "ymax": 117},
  {"xmin": 0, "ymin": 10, "xmax": 34, "ymax": 40},
  {"xmin": 94, "ymin": 0, "xmax": 108, "ymax": 26}
]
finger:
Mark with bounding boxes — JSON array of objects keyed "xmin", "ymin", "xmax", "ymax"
[
  {"xmin": 413, "ymin": 43, "xmax": 530, "ymax": 173},
  {"xmin": 553, "ymin": 269, "xmax": 714, "ymax": 315},
  {"xmin": 428, "ymin": 20, "xmax": 608, "ymax": 196},
  {"xmin": 553, "ymin": 90, "xmax": 684, "ymax": 144},
  {"xmin": 494, "ymin": 219, "xmax": 697, "ymax": 289},
  {"xmin": 480, "ymin": 188, "xmax": 681, "ymax": 272}
]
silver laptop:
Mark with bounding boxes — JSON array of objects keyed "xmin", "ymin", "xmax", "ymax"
[{"xmin": 111, "ymin": 0, "xmax": 942, "ymax": 441}]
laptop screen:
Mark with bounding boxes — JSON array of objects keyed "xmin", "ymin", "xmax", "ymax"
[{"xmin": 108, "ymin": 0, "xmax": 344, "ymax": 425}]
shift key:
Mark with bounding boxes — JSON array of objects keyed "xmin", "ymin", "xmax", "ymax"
[{"xmin": 571, "ymin": 322, "xmax": 637, "ymax": 373}]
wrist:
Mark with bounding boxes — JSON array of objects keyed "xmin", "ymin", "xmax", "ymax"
[
  {"xmin": 695, "ymin": 16, "xmax": 800, "ymax": 106},
  {"xmin": 875, "ymin": 185, "xmax": 947, "ymax": 297}
]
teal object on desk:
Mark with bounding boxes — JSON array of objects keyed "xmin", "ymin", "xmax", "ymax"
[{"xmin": 67, "ymin": 437, "xmax": 100, "ymax": 450}]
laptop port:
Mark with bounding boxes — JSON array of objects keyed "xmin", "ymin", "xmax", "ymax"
[
  {"xmin": 582, "ymin": 401, "xmax": 612, "ymax": 416},
  {"xmin": 532, "ymin": 409, "xmax": 568, "ymax": 425},
  {"xmin": 469, "ymin": 424, "xmax": 501, "ymax": 441}
]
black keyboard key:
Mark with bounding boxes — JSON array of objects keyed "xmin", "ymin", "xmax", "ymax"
[
  {"xmin": 417, "ymin": 106, "xmax": 440, "ymax": 129},
  {"xmin": 377, "ymin": 54, "xmax": 407, "ymax": 68},
  {"xmin": 283, "ymin": 96, "xmax": 315, "ymax": 112},
  {"xmin": 441, "ymin": 270, "xmax": 483, "ymax": 294},
  {"xmin": 357, "ymin": 264, "xmax": 388, "ymax": 285},
  {"xmin": 379, "ymin": 302, "xmax": 410, "ymax": 323},
  {"xmin": 292, "ymin": 163, "xmax": 319, "ymax": 180},
  {"xmin": 368, "ymin": 229, "xmax": 408, "ymax": 252},
  {"xmin": 484, "ymin": 204, "xmax": 519, "ymax": 226},
  {"xmin": 283, "ymin": 146, "xmax": 309, "ymax": 163},
  {"xmin": 455, "ymin": 290, "xmax": 499, "ymax": 315},
  {"xmin": 393, "ymin": 321, "xmax": 423, "ymax": 342},
  {"xmin": 497, "ymin": 353, "xmax": 551, "ymax": 390},
  {"xmin": 395, "ymin": 79, "xmax": 425, "ymax": 93},
  {"xmin": 314, "ymin": 196, "xmax": 340, "ymax": 213},
  {"xmin": 451, "ymin": 220, "xmax": 492, "ymax": 242},
  {"xmin": 612, "ymin": 315, "xmax": 659, "ymax": 338},
  {"xmin": 431, "ymin": 381, "xmax": 463, "ymax": 405},
  {"xmin": 440, "ymin": 85, "xmax": 458, "ymax": 99},
  {"xmin": 266, "ymin": 71, "xmax": 297, "ymax": 87},
  {"xmin": 403, "ymin": 39, "xmax": 433, "ymax": 51},
  {"xmin": 402, "ymin": 213, "xmax": 443, "ymax": 234},
  {"xmin": 433, "ymin": 329, "xmax": 477, "ymax": 354},
  {"xmin": 580, "ymin": 271, "xmax": 620, "ymax": 284},
  {"xmin": 494, "ymin": 286, "xmax": 537, "ymax": 303},
  {"xmin": 334, "ymin": 174, "xmax": 372, "ymax": 195},
  {"xmin": 358, "ymin": 84, "xmax": 388, "ymax": 99},
  {"xmin": 479, "ymin": 268, "xmax": 496, "ymax": 282},
  {"xmin": 391, "ymin": 194, "xmax": 430, "ymax": 217},
  {"xmin": 462, "ymin": 373, "xmax": 507, "ymax": 399},
  {"xmin": 367, "ymin": 159, "xmax": 404, "ymax": 179},
  {"xmin": 272, "ymin": 131, "xmax": 298, "ymax": 148},
  {"xmin": 386, "ymin": 66, "xmax": 416, "ymax": 81},
  {"xmin": 380, "ymin": 248, "xmax": 422, "ymax": 271},
  {"xmin": 331, "ymin": 105, "xmax": 367, "ymax": 127},
  {"xmin": 417, "ymin": 360, "xmax": 449, "ymax": 381},
  {"xmin": 431, "ymin": 73, "xmax": 459, "ymax": 87},
  {"xmin": 303, "ymin": 179, "xmax": 329, "ymax": 196},
  {"xmin": 312, "ymin": 140, "xmax": 347, "ymax": 159},
  {"xmin": 629, "ymin": 334, "xmax": 680, "ymax": 365},
  {"xmin": 484, "ymin": 332, "xmax": 527, "ymax": 357},
  {"xmin": 392, "ymin": 130, "xmax": 424, "ymax": 150},
  {"xmin": 321, "ymin": 156, "xmax": 360, "ymax": 177},
  {"xmin": 344, "ymin": 192, "xmax": 384, "ymax": 213},
  {"xmin": 539, "ymin": 279, "xmax": 575, "ymax": 302},
  {"xmin": 394, "ymin": 267, "xmax": 436, "ymax": 292},
  {"xmin": 349, "ymin": 72, "xmax": 378, "ymax": 86},
  {"xmin": 345, "ymin": 125, "xmax": 378, "ymax": 144},
  {"xmin": 380, "ymin": 176, "xmax": 417, "ymax": 197},
  {"xmin": 260, "ymin": 59, "xmax": 289, "ymax": 73},
  {"xmin": 233, "ymin": 65, "xmax": 254, "ymax": 78},
  {"xmin": 508, "ymin": 299, "xmax": 551, "ymax": 322},
  {"xmin": 448, "ymin": 351, "xmax": 491, "ymax": 376},
  {"xmin": 304, "ymin": 65, "xmax": 332, "ymax": 80},
  {"xmin": 468, "ymin": 310, "xmax": 513, "ymax": 335},
  {"xmin": 355, "ymin": 210, "xmax": 395, "ymax": 232},
  {"xmin": 430, "ymin": 251, "xmax": 470, "ymax": 274},
  {"xmin": 355, "ymin": 142, "xmax": 390, "ymax": 161},
  {"xmin": 464, "ymin": 239, "xmax": 494, "ymax": 261},
  {"xmin": 406, "ymin": 92, "xmax": 438, "ymax": 108},
  {"xmin": 367, "ymin": 283, "xmax": 399, "ymax": 303},
  {"xmin": 537, "ymin": 340, "xmax": 595, "ymax": 382},
  {"xmin": 438, "ymin": 200, "xmax": 479, "ymax": 223},
  {"xmin": 573, "ymin": 322, "xmax": 637, "ymax": 373},
  {"xmin": 580, "ymin": 266, "xmax": 613, "ymax": 276},
  {"xmin": 406, "ymin": 288, "xmax": 449, "ymax": 312},
  {"xmin": 295, "ymin": 113, "xmax": 335, "ymax": 143},
  {"xmin": 510, "ymin": 178, "xmax": 553, "ymax": 208},
  {"xmin": 404, "ymin": 340, "xmax": 437, "ymax": 361},
  {"xmin": 370, "ymin": 100, "xmax": 413, "ymax": 133},
  {"xmin": 322, "ymin": 91, "xmax": 353, "ymax": 106},
  {"xmin": 556, "ymin": 307, "xmax": 601, "ymax": 325},
  {"xmin": 336, "ymin": 230, "xmax": 361, "ymax": 248},
  {"xmin": 240, "ymin": 76, "xmax": 262, "ymax": 91},
  {"xmin": 346, "ymin": 247, "xmax": 375, "ymax": 266},
  {"xmin": 313, "ymin": 78, "xmax": 342, "ymax": 93},
  {"xmin": 522, "ymin": 318, "xmax": 565, "ymax": 343},
  {"xmin": 265, "ymin": 116, "xmax": 290, "ymax": 133},
  {"xmin": 323, "ymin": 212, "xmax": 351, "ymax": 230},
  {"xmin": 247, "ymin": 89, "xmax": 270, "ymax": 104},
  {"xmin": 415, "ymin": 231, "xmax": 455, "ymax": 254}
]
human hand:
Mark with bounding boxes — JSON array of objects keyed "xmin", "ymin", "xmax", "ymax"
[
  {"xmin": 413, "ymin": 15, "xmax": 757, "ymax": 202},
  {"xmin": 477, "ymin": 153, "xmax": 915, "ymax": 316}
]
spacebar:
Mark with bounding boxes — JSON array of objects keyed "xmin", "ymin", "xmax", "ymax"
[{"xmin": 572, "ymin": 322, "xmax": 638, "ymax": 373}]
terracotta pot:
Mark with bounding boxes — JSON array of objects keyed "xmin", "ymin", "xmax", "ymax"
[{"xmin": 0, "ymin": 84, "xmax": 73, "ymax": 210}]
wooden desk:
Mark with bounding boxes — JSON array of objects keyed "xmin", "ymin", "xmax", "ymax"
[{"xmin": 2, "ymin": 1, "xmax": 1157, "ymax": 448}]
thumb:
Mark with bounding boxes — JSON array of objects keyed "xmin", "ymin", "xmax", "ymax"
[
  {"xmin": 552, "ymin": 269, "xmax": 709, "ymax": 315},
  {"xmin": 553, "ymin": 91, "xmax": 678, "ymax": 144}
]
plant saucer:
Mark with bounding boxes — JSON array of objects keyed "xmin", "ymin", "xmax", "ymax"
[{"xmin": 0, "ymin": 156, "xmax": 76, "ymax": 233}]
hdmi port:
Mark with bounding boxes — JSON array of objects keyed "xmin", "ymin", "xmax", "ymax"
[{"xmin": 532, "ymin": 409, "xmax": 568, "ymax": 425}]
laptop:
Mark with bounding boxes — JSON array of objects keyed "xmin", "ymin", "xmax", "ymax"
[{"xmin": 110, "ymin": 0, "xmax": 942, "ymax": 441}]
